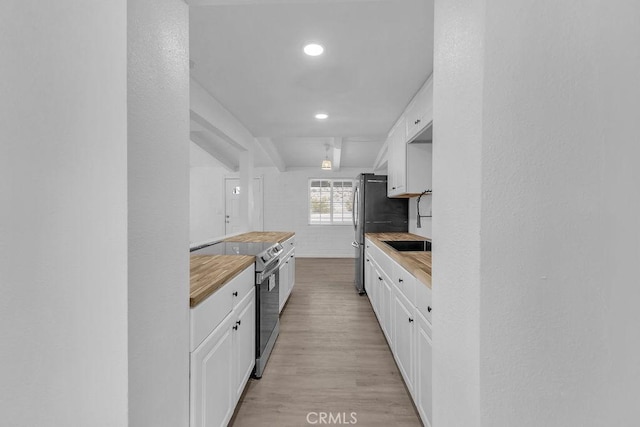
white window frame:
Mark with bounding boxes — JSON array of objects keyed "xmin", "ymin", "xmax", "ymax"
[{"xmin": 308, "ymin": 178, "xmax": 355, "ymax": 225}]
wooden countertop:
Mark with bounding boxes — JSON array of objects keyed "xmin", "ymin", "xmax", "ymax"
[
  {"xmin": 190, "ymin": 255, "xmax": 255, "ymax": 307},
  {"xmin": 224, "ymin": 231, "xmax": 295, "ymax": 243},
  {"xmin": 366, "ymin": 233, "xmax": 432, "ymax": 289}
]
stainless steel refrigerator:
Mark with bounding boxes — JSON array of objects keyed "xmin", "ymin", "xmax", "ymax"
[{"xmin": 352, "ymin": 173, "xmax": 408, "ymax": 293}]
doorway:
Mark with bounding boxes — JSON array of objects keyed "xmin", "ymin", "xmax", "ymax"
[{"xmin": 225, "ymin": 177, "xmax": 263, "ymax": 235}]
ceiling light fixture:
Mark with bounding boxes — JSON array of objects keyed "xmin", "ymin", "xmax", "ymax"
[
  {"xmin": 304, "ymin": 43, "xmax": 325, "ymax": 56},
  {"xmin": 315, "ymin": 113, "xmax": 329, "ymax": 120},
  {"xmin": 321, "ymin": 144, "xmax": 332, "ymax": 170}
]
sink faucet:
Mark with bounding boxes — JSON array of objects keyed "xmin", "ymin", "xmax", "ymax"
[{"xmin": 416, "ymin": 190, "xmax": 432, "ymax": 228}]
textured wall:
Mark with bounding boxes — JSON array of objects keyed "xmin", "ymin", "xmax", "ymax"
[
  {"xmin": 479, "ymin": 1, "xmax": 640, "ymax": 426},
  {"xmin": 434, "ymin": 0, "xmax": 640, "ymax": 425},
  {"xmin": 432, "ymin": 0, "xmax": 484, "ymax": 425},
  {"xmin": 0, "ymin": 2, "xmax": 128, "ymax": 425},
  {"xmin": 127, "ymin": 0, "xmax": 190, "ymax": 426}
]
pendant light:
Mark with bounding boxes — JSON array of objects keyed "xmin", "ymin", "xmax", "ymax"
[{"xmin": 321, "ymin": 144, "xmax": 332, "ymax": 170}]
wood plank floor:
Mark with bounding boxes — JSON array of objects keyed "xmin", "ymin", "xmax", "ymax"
[{"xmin": 231, "ymin": 258, "xmax": 422, "ymax": 427}]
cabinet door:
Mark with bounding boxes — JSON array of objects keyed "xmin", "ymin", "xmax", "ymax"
[
  {"xmin": 387, "ymin": 119, "xmax": 407, "ymax": 197},
  {"xmin": 287, "ymin": 254, "xmax": 295, "ymax": 296},
  {"xmin": 381, "ymin": 277, "xmax": 393, "ymax": 345},
  {"xmin": 393, "ymin": 289, "xmax": 415, "ymax": 396},
  {"xmin": 234, "ymin": 288, "xmax": 256, "ymax": 402},
  {"xmin": 416, "ymin": 313, "xmax": 433, "ymax": 427},
  {"xmin": 394, "ymin": 119, "xmax": 407, "ymax": 194},
  {"xmin": 370, "ymin": 260, "xmax": 379, "ymax": 317},
  {"xmin": 278, "ymin": 261, "xmax": 289, "ymax": 313},
  {"xmin": 190, "ymin": 315, "xmax": 234, "ymax": 427}
]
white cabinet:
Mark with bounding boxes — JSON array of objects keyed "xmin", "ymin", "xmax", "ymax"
[
  {"xmin": 393, "ymin": 287, "xmax": 415, "ymax": 397},
  {"xmin": 386, "ymin": 75, "xmax": 434, "ymax": 198},
  {"xmin": 387, "ymin": 117, "xmax": 407, "ymax": 196},
  {"xmin": 190, "ymin": 315, "xmax": 235, "ymax": 427},
  {"xmin": 234, "ymin": 290, "xmax": 256, "ymax": 401},
  {"xmin": 278, "ymin": 258, "xmax": 289, "ymax": 313},
  {"xmin": 416, "ymin": 312, "xmax": 433, "ymax": 427},
  {"xmin": 364, "ymin": 238, "xmax": 432, "ymax": 427},
  {"xmin": 279, "ymin": 236, "xmax": 296, "ymax": 313},
  {"xmin": 287, "ymin": 252, "xmax": 295, "ymax": 297},
  {"xmin": 190, "ymin": 265, "xmax": 256, "ymax": 427},
  {"xmin": 405, "ymin": 76, "xmax": 433, "ymax": 143}
]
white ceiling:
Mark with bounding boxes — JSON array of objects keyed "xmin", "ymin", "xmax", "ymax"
[{"xmin": 189, "ymin": 0, "xmax": 433, "ymax": 169}]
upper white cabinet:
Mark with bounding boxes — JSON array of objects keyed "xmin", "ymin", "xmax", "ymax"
[
  {"xmin": 387, "ymin": 75, "xmax": 434, "ymax": 198},
  {"xmin": 387, "ymin": 117, "xmax": 407, "ymax": 196},
  {"xmin": 405, "ymin": 76, "xmax": 433, "ymax": 143}
]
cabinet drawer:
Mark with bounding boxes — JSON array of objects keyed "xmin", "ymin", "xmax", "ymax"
[
  {"xmin": 393, "ymin": 263, "xmax": 416, "ymax": 304},
  {"xmin": 282, "ymin": 235, "xmax": 295, "ymax": 257},
  {"xmin": 190, "ymin": 265, "xmax": 254, "ymax": 352},
  {"xmin": 227, "ymin": 266, "xmax": 255, "ymax": 310},
  {"xmin": 416, "ymin": 281, "xmax": 432, "ymax": 323}
]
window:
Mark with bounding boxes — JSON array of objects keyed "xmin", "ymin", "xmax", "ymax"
[{"xmin": 309, "ymin": 179, "xmax": 354, "ymax": 225}]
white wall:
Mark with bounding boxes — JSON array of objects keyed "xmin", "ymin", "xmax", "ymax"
[
  {"xmin": 258, "ymin": 167, "xmax": 370, "ymax": 258},
  {"xmin": 0, "ymin": 2, "xmax": 128, "ymax": 426},
  {"xmin": 190, "ymin": 142, "xmax": 228, "ymax": 244},
  {"xmin": 432, "ymin": 0, "xmax": 484, "ymax": 425},
  {"xmin": 434, "ymin": 0, "xmax": 640, "ymax": 426},
  {"xmin": 128, "ymin": 1, "xmax": 190, "ymax": 426}
]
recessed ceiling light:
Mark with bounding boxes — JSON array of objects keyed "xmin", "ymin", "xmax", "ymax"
[
  {"xmin": 304, "ymin": 43, "xmax": 324, "ymax": 56},
  {"xmin": 315, "ymin": 113, "xmax": 329, "ymax": 120}
]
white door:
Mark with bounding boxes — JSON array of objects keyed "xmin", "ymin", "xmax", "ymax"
[{"xmin": 225, "ymin": 178, "xmax": 263, "ymax": 234}]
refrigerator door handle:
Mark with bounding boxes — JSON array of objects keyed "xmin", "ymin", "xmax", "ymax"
[{"xmin": 352, "ymin": 186, "xmax": 359, "ymax": 231}]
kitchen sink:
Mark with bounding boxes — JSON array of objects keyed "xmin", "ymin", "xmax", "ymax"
[{"xmin": 382, "ymin": 240, "xmax": 431, "ymax": 252}]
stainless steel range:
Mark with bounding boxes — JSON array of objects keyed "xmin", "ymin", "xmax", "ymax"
[{"xmin": 190, "ymin": 240, "xmax": 284, "ymax": 378}]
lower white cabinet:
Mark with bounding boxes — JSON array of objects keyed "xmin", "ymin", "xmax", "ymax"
[
  {"xmin": 365, "ymin": 238, "xmax": 432, "ymax": 426},
  {"xmin": 393, "ymin": 288, "xmax": 415, "ymax": 398},
  {"xmin": 190, "ymin": 266, "xmax": 255, "ymax": 427},
  {"xmin": 416, "ymin": 312, "xmax": 433, "ymax": 427},
  {"xmin": 278, "ymin": 258, "xmax": 289, "ymax": 313},
  {"xmin": 279, "ymin": 250, "xmax": 296, "ymax": 313},
  {"xmin": 191, "ymin": 314, "xmax": 234, "ymax": 427}
]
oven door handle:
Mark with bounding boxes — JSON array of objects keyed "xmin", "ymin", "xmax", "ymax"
[{"xmin": 258, "ymin": 258, "xmax": 281, "ymax": 283}]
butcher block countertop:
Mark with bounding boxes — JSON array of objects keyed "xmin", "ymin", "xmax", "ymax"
[
  {"xmin": 224, "ymin": 231, "xmax": 295, "ymax": 243},
  {"xmin": 366, "ymin": 232, "xmax": 432, "ymax": 289},
  {"xmin": 190, "ymin": 255, "xmax": 255, "ymax": 307}
]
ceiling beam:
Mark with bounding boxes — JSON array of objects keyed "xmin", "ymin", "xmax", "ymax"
[
  {"xmin": 190, "ymin": 110, "xmax": 247, "ymax": 152},
  {"xmin": 190, "ymin": 131, "xmax": 238, "ymax": 172},
  {"xmin": 256, "ymin": 137, "xmax": 286, "ymax": 172},
  {"xmin": 332, "ymin": 137, "xmax": 342, "ymax": 171},
  {"xmin": 187, "ymin": 0, "xmax": 389, "ymax": 5}
]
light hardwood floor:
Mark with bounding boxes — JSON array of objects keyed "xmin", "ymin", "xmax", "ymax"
[{"xmin": 230, "ymin": 258, "xmax": 422, "ymax": 427}]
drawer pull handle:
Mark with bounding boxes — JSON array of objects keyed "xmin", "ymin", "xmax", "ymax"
[
  {"xmin": 427, "ymin": 306, "xmax": 432, "ymax": 313},
  {"xmin": 408, "ymin": 318, "xmax": 414, "ymax": 323},
  {"xmin": 232, "ymin": 325, "xmax": 238, "ymax": 331},
  {"xmin": 398, "ymin": 278, "xmax": 403, "ymax": 283},
  {"xmin": 232, "ymin": 291, "xmax": 238, "ymax": 297},
  {"xmin": 378, "ymin": 277, "xmax": 382, "ymax": 281}
]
